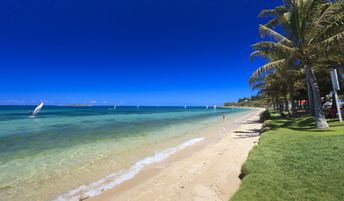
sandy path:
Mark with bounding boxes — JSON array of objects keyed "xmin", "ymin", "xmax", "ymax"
[{"xmin": 90, "ymin": 109, "xmax": 263, "ymax": 201}]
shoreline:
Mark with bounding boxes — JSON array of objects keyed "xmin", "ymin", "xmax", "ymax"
[
  {"xmin": 220, "ymin": 106, "xmax": 265, "ymax": 110},
  {"xmin": 2, "ymin": 107, "xmax": 254, "ymax": 201},
  {"xmin": 87, "ymin": 108, "xmax": 264, "ymax": 201}
]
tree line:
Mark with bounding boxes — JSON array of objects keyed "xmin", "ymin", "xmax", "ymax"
[{"xmin": 249, "ymin": 0, "xmax": 344, "ymax": 128}]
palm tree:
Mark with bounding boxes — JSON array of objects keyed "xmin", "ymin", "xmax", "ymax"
[
  {"xmin": 253, "ymin": 0, "xmax": 344, "ymax": 128},
  {"xmin": 249, "ymin": 24, "xmax": 300, "ymax": 116},
  {"xmin": 250, "ymin": 72, "xmax": 289, "ymax": 114}
]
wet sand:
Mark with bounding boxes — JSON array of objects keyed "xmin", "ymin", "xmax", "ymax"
[{"xmin": 89, "ymin": 108, "xmax": 264, "ymax": 201}]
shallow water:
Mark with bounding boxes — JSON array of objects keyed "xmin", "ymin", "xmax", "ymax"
[{"xmin": 0, "ymin": 106, "xmax": 249, "ymax": 201}]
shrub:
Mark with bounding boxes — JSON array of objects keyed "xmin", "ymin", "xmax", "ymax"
[{"xmin": 259, "ymin": 109, "xmax": 271, "ymax": 123}]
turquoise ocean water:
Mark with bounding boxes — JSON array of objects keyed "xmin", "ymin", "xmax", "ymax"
[{"xmin": 0, "ymin": 106, "xmax": 249, "ymax": 201}]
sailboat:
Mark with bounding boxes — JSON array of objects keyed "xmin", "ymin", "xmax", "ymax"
[
  {"xmin": 206, "ymin": 105, "xmax": 209, "ymax": 109},
  {"xmin": 114, "ymin": 105, "xmax": 117, "ymax": 110},
  {"xmin": 213, "ymin": 105, "xmax": 217, "ymax": 110},
  {"xmin": 31, "ymin": 102, "xmax": 44, "ymax": 117},
  {"xmin": 184, "ymin": 105, "xmax": 187, "ymax": 109}
]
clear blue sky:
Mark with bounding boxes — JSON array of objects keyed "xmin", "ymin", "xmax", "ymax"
[{"xmin": 0, "ymin": 0, "xmax": 279, "ymax": 106}]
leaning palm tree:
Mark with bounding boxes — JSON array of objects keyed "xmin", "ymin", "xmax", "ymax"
[{"xmin": 253, "ymin": 0, "xmax": 344, "ymax": 128}]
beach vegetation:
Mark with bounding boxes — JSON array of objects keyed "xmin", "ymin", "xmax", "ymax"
[
  {"xmin": 249, "ymin": 0, "xmax": 344, "ymax": 128},
  {"xmin": 259, "ymin": 109, "xmax": 271, "ymax": 122},
  {"xmin": 224, "ymin": 96, "xmax": 266, "ymax": 107}
]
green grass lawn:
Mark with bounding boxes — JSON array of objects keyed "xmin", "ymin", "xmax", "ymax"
[{"xmin": 230, "ymin": 114, "xmax": 344, "ymax": 201}]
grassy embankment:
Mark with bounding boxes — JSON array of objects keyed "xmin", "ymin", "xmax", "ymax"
[{"xmin": 231, "ymin": 113, "xmax": 344, "ymax": 201}]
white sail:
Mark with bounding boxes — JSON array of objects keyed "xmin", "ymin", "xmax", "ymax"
[
  {"xmin": 184, "ymin": 105, "xmax": 187, "ymax": 109},
  {"xmin": 114, "ymin": 105, "xmax": 117, "ymax": 109},
  {"xmin": 213, "ymin": 105, "xmax": 217, "ymax": 110},
  {"xmin": 206, "ymin": 105, "xmax": 209, "ymax": 109},
  {"xmin": 32, "ymin": 102, "xmax": 44, "ymax": 116}
]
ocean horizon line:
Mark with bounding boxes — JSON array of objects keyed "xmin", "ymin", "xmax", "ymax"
[{"xmin": 0, "ymin": 104, "xmax": 226, "ymax": 107}]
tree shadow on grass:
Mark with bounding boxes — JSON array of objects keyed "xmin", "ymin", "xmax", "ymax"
[
  {"xmin": 264, "ymin": 117, "xmax": 294, "ymax": 131},
  {"xmin": 326, "ymin": 119, "xmax": 344, "ymax": 127},
  {"xmin": 291, "ymin": 117, "xmax": 337, "ymax": 132},
  {"xmin": 296, "ymin": 117, "xmax": 316, "ymax": 128},
  {"xmin": 266, "ymin": 116, "xmax": 335, "ymax": 133}
]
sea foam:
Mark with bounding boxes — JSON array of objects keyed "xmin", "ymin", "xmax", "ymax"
[{"xmin": 54, "ymin": 137, "xmax": 205, "ymax": 201}]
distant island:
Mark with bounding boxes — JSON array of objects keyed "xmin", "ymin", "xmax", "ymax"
[{"xmin": 224, "ymin": 96, "xmax": 264, "ymax": 108}]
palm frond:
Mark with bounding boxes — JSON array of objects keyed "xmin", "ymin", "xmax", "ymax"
[
  {"xmin": 320, "ymin": 30, "xmax": 344, "ymax": 45},
  {"xmin": 258, "ymin": 6, "xmax": 287, "ymax": 18},
  {"xmin": 250, "ymin": 59, "xmax": 286, "ymax": 81},
  {"xmin": 259, "ymin": 25, "xmax": 294, "ymax": 46},
  {"xmin": 312, "ymin": 0, "xmax": 344, "ymax": 44},
  {"xmin": 251, "ymin": 41, "xmax": 294, "ymax": 57}
]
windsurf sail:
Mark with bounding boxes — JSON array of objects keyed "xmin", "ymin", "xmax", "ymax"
[{"xmin": 32, "ymin": 102, "xmax": 44, "ymax": 116}]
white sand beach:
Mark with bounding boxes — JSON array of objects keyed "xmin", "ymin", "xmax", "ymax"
[{"xmin": 90, "ymin": 108, "xmax": 264, "ymax": 201}]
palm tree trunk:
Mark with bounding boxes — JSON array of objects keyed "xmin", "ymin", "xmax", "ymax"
[
  {"xmin": 331, "ymin": 91, "xmax": 337, "ymax": 110},
  {"xmin": 305, "ymin": 65, "xmax": 329, "ymax": 129},
  {"xmin": 306, "ymin": 78, "xmax": 315, "ymax": 115},
  {"xmin": 285, "ymin": 98, "xmax": 289, "ymax": 113},
  {"xmin": 288, "ymin": 81, "xmax": 297, "ymax": 116},
  {"xmin": 278, "ymin": 102, "xmax": 284, "ymax": 116},
  {"xmin": 289, "ymin": 82, "xmax": 296, "ymax": 116}
]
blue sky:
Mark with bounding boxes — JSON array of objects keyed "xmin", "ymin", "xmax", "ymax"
[{"xmin": 0, "ymin": 0, "xmax": 279, "ymax": 106}]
